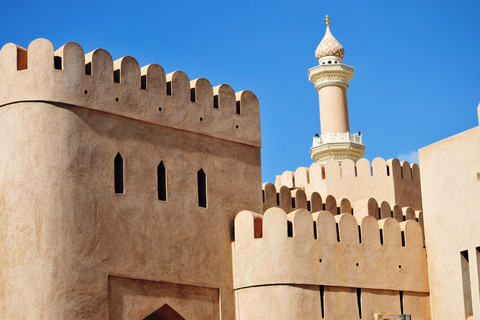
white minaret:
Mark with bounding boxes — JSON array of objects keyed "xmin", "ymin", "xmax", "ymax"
[{"xmin": 309, "ymin": 16, "xmax": 365, "ymax": 163}]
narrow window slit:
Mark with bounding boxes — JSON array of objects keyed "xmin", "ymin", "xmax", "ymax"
[
  {"xmin": 276, "ymin": 193, "xmax": 280, "ymax": 206},
  {"xmin": 157, "ymin": 162, "xmax": 167, "ymax": 201},
  {"xmin": 401, "ymin": 231, "xmax": 406, "ymax": 247},
  {"xmin": 313, "ymin": 221, "xmax": 317, "ymax": 239},
  {"xmin": 336, "ymin": 223, "xmax": 340, "ymax": 242},
  {"xmin": 166, "ymin": 81, "xmax": 172, "ymax": 96},
  {"xmin": 262, "ymin": 190, "xmax": 265, "ymax": 203},
  {"xmin": 114, "ymin": 153, "xmax": 124, "ymax": 194},
  {"xmin": 356, "ymin": 288, "xmax": 362, "ymax": 319},
  {"xmin": 292, "ymin": 197, "xmax": 296, "ymax": 209},
  {"xmin": 236, "ymin": 101, "xmax": 241, "ymax": 115},
  {"xmin": 113, "ymin": 70, "xmax": 120, "ymax": 83},
  {"xmin": 197, "ymin": 169, "xmax": 207, "ymax": 208},
  {"xmin": 386, "ymin": 165, "xmax": 390, "ymax": 176},
  {"xmin": 54, "ymin": 56, "xmax": 62, "ymax": 70},
  {"xmin": 307, "ymin": 200, "xmax": 311, "ymax": 211},
  {"xmin": 214, "ymin": 95, "xmax": 219, "ymax": 109},
  {"xmin": 320, "ymin": 285, "xmax": 325, "ymax": 318},
  {"xmin": 358, "ymin": 226, "xmax": 362, "ymax": 243},
  {"xmin": 400, "ymin": 290, "xmax": 404, "ymax": 315},
  {"xmin": 380, "ymin": 229, "xmax": 384, "ymax": 245},
  {"xmin": 287, "ymin": 221, "xmax": 293, "ymax": 237},
  {"xmin": 85, "ymin": 62, "xmax": 92, "ymax": 75},
  {"xmin": 190, "ymin": 88, "xmax": 196, "ymax": 102},
  {"xmin": 141, "ymin": 75, "xmax": 147, "ymax": 90}
]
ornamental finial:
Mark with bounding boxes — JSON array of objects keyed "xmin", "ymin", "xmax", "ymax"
[{"xmin": 326, "ymin": 15, "xmax": 330, "ymax": 26}]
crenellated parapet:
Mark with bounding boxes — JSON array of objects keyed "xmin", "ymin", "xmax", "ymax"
[
  {"xmin": 273, "ymin": 158, "xmax": 422, "ymax": 210},
  {"xmin": 261, "ymin": 184, "xmax": 425, "ymax": 239},
  {"xmin": 0, "ymin": 39, "xmax": 260, "ymax": 147},
  {"xmin": 232, "ymin": 208, "xmax": 429, "ymax": 293}
]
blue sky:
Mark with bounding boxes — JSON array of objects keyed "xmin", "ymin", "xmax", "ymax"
[{"xmin": 1, "ymin": 1, "xmax": 479, "ymax": 182}]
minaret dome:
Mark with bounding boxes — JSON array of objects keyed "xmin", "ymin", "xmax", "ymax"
[{"xmin": 315, "ymin": 16, "xmax": 345, "ymax": 63}]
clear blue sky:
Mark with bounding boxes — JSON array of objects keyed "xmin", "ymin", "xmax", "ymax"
[{"xmin": 2, "ymin": 1, "xmax": 479, "ymax": 182}]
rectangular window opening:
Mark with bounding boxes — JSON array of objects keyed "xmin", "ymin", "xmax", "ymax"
[
  {"xmin": 386, "ymin": 165, "xmax": 390, "ymax": 176},
  {"xmin": 190, "ymin": 88, "xmax": 196, "ymax": 102},
  {"xmin": 461, "ymin": 250, "xmax": 473, "ymax": 318},
  {"xmin": 213, "ymin": 95, "xmax": 219, "ymax": 109},
  {"xmin": 85, "ymin": 62, "xmax": 92, "ymax": 75},
  {"xmin": 292, "ymin": 197, "xmax": 296, "ymax": 209},
  {"xmin": 358, "ymin": 225, "xmax": 362, "ymax": 243},
  {"xmin": 313, "ymin": 221, "xmax": 317, "ymax": 239},
  {"xmin": 54, "ymin": 56, "xmax": 62, "ymax": 70},
  {"xmin": 276, "ymin": 193, "xmax": 280, "ymax": 206},
  {"xmin": 401, "ymin": 231, "xmax": 406, "ymax": 247},
  {"xmin": 166, "ymin": 81, "xmax": 172, "ymax": 96},
  {"xmin": 287, "ymin": 221, "xmax": 293, "ymax": 237},
  {"xmin": 141, "ymin": 75, "xmax": 147, "ymax": 90},
  {"xmin": 380, "ymin": 229, "xmax": 384, "ymax": 245},
  {"xmin": 307, "ymin": 200, "xmax": 311, "ymax": 211},
  {"xmin": 236, "ymin": 101, "xmax": 241, "ymax": 115},
  {"xmin": 113, "ymin": 69, "xmax": 120, "ymax": 83}
]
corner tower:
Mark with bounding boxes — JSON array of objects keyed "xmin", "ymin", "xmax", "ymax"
[{"xmin": 308, "ymin": 16, "xmax": 365, "ymax": 163}]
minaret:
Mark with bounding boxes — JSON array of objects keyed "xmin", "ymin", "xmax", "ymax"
[{"xmin": 309, "ymin": 16, "xmax": 365, "ymax": 163}]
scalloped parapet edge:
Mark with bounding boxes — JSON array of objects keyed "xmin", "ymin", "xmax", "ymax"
[
  {"xmin": 232, "ymin": 207, "xmax": 429, "ymax": 293},
  {"xmin": 0, "ymin": 39, "xmax": 261, "ymax": 147},
  {"xmin": 272, "ymin": 157, "xmax": 422, "ymax": 210}
]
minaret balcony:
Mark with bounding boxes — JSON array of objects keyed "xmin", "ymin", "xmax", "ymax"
[
  {"xmin": 310, "ymin": 132, "xmax": 365, "ymax": 164},
  {"xmin": 312, "ymin": 132, "xmax": 362, "ymax": 145}
]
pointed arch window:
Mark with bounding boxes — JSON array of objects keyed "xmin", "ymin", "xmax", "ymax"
[
  {"xmin": 197, "ymin": 169, "xmax": 207, "ymax": 208},
  {"xmin": 157, "ymin": 161, "xmax": 167, "ymax": 201},
  {"xmin": 114, "ymin": 153, "xmax": 124, "ymax": 194}
]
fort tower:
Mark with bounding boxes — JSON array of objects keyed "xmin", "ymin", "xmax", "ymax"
[{"xmin": 309, "ymin": 16, "xmax": 365, "ymax": 163}]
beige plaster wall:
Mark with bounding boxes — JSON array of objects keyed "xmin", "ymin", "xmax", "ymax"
[
  {"xmin": 236, "ymin": 285, "xmax": 322, "ymax": 320},
  {"xmin": 0, "ymin": 102, "xmax": 262, "ymax": 319},
  {"xmin": 233, "ymin": 208, "xmax": 428, "ymax": 293},
  {"xmin": 420, "ymin": 123, "xmax": 480, "ymax": 320}
]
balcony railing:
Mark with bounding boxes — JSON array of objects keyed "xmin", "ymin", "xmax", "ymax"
[{"xmin": 312, "ymin": 132, "xmax": 362, "ymax": 146}]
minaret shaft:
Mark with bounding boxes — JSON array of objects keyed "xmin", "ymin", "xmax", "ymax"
[{"xmin": 318, "ymin": 85, "xmax": 350, "ymax": 135}]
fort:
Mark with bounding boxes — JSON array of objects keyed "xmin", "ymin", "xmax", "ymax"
[{"xmin": 0, "ymin": 17, "xmax": 478, "ymax": 320}]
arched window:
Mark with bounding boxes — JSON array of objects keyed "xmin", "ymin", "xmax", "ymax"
[
  {"xmin": 114, "ymin": 153, "xmax": 124, "ymax": 194},
  {"xmin": 197, "ymin": 169, "xmax": 207, "ymax": 208},
  {"xmin": 157, "ymin": 161, "xmax": 167, "ymax": 201}
]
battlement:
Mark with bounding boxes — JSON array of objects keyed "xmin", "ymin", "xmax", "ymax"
[
  {"xmin": 261, "ymin": 185, "xmax": 425, "ymax": 239},
  {"xmin": 0, "ymin": 39, "xmax": 261, "ymax": 147},
  {"xmin": 232, "ymin": 208, "xmax": 429, "ymax": 293},
  {"xmin": 273, "ymin": 158, "xmax": 422, "ymax": 210}
]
